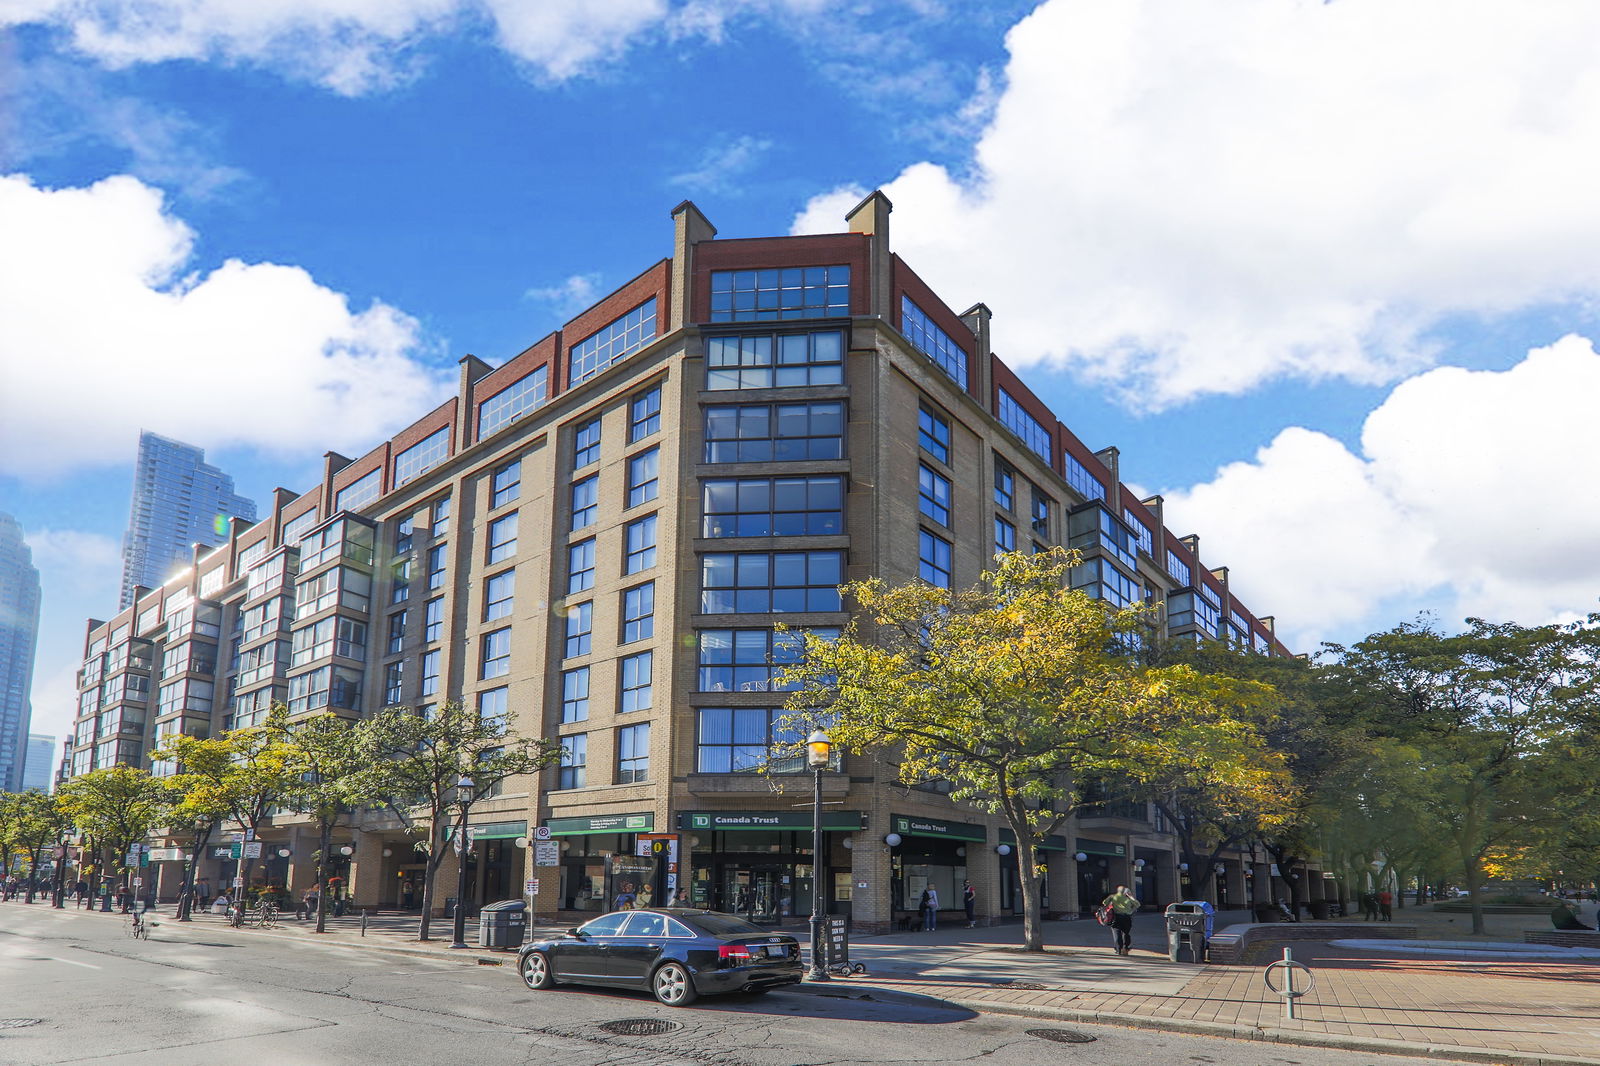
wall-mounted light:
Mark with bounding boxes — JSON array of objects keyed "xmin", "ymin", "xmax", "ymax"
[
  {"xmin": 1179, "ymin": 862, "xmax": 1189, "ymax": 872},
  {"xmin": 278, "ymin": 848, "xmax": 292, "ymax": 859},
  {"xmin": 1133, "ymin": 858, "xmax": 1146, "ymax": 870},
  {"xmin": 955, "ymin": 846, "xmax": 966, "ymax": 857},
  {"xmin": 381, "ymin": 848, "xmax": 392, "ymax": 857},
  {"xmin": 1074, "ymin": 852, "xmax": 1088, "ymax": 862},
  {"xmin": 995, "ymin": 844, "xmax": 1012, "ymax": 856},
  {"xmin": 884, "ymin": 832, "xmax": 903, "ymax": 848},
  {"xmin": 841, "ymin": 838, "xmax": 854, "ymax": 850},
  {"xmin": 512, "ymin": 838, "xmax": 528, "ymax": 849},
  {"xmin": 339, "ymin": 845, "xmax": 354, "ymax": 857}
]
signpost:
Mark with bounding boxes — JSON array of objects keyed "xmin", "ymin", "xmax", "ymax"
[{"xmin": 533, "ymin": 842, "xmax": 559, "ymax": 867}]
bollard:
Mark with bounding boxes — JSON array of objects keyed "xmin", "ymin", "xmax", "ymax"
[
  {"xmin": 361, "ymin": 909, "xmax": 369, "ymax": 937},
  {"xmin": 1262, "ymin": 947, "xmax": 1315, "ymax": 1021}
]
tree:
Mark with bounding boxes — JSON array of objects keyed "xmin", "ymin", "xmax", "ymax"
[
  {"xmin": 56, "ymin": 767, "xmax": 172, "ymax": 899},
  {"xmin": 0, "ymin": 791, "xmax": 20, "ymax": 879},
  {"xmin": 354, "ymin": 701, "xmax": 560, "ymax": 941},
  {"xmin": 278, "ymin": 713, "xmax": 371, "ymax": 934},
  {"xmin": 8, "ymin": 790, "xmax": 72, "ymax": 903},
  {"xmin": 780, "ymin": 548, "xmax": 1283, "ymax": 951}
]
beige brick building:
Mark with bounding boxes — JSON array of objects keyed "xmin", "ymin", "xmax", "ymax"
[{"xmin": 69, "ymin": 192, "xmax": 1326, "ymax": 933}]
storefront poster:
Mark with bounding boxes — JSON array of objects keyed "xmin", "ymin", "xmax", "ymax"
[{"xmin": 608, "ymin": 854, "xmax": 657, "ymax": 909}]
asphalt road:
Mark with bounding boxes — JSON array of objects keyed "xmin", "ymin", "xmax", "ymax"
[{"xmin": 0, "ymin": 905, "xmax": 1469, "ymax": 1066}]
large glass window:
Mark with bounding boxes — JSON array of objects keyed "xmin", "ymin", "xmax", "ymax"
[
  {"xmin": 919, "ymin": 405, "xmax": 950, "ymax": 464},
  {"xmin": 561, "ymin": 667, "xmax": 589, "ymax": 723},
  {"xmin": 706, "ymin": 328, "xmax": 844, "ymax": 389},
  {"xmin": 617, "ymin": 723, "xmax": 650, "ymax": 784},
  {"xmin": 695, "ymin": 707, "xmax": 811, "ymax": 773},
  {"xmin": 574, "ymin": 418, "xmax": 601, "ymax": 469},
  {"xmin": 624, "ymin": 515, "xmax": 657, "ymax": 574},
  {"xmin": 1123, "ymin": 509, "xmax": 1154, "ymax": 556},
  {"xmin": 918, "ymin": 465, "xmax": 951, "ymax": 526},
  {"xmin": 1166, "ymin": 550, "xmax": 1192, "ymax": 587},
  {"xmin": 424, "ymin": 597, "xmax": 443, "ymax": 642},
  {"xmin": 420, "ymin": 649, "xmax": 440, "ymax": 697},
  {"xmin": 335, "ymin": 469, "xmax": 381, "ymax": 513},
  {"xmin": 1070, "ymin": 557, "xmax": 1141, "ymax": 608},
  {"xmin": 394, "ymin": 427, "xmax": 451, "ymax": 486},
  {"xmin": 919, "ymin": 530, "xmax": 952, "ymax": 588},
  {"xmin": 492, "ymin": 460, "xmax": 521, "ymax": 508},
  {"xmin": 487, "ymin": 512, "xmax": 518, "ymax": 563},
  {"xmin": 564, "ymin": 602, "xmax": 592, "ymax": 658},
  {"xmin": 695, "ymin": 627, "xmax": 836, "ymax": 692},
  {"xmin": 568, "ymin": 538, "xmax": 596, "ymax": 594},
  {"xmin": 626, "ymin": 448, "xmax": 659, "ymax": 508},
  {"xmin": 298, "ymin": 519, "xmax": 376, "ymax": 571},
  {"xmin": 994, "ymin": 517, "xmax": 1016, "ymax": 555},
  {"xmin": 237, "ymin": 640, "xmax": 287, "ymax": 687},
  {"xmin": 286, "ymin": 665, "xmax": 361, "ymax": 714},
  {"xmin": 386, "ymin": 610, "xmax": 407, "ymax": 654},
  {"xmin": 1065, "ymin": 452, "xmax": 1106, "ymax": 502},
  {"xmin": 704, "ymin": 401, "xmax": 844, "ymax": 462},
  {"xmin": 295, "ymin": 566, "xmax": 372, "ymax": 616},
  {"xmin": 481, "ymin": 627, "xmax": 511, "ymax": 679},
  {"xmin": 1031, "ymin": 486, "xmax": 1051, "ymax": 540},
  {"xmin": 620, "ymin": 651, "xmax": 652, "ymax": 712},
  {"xmin": 427, "ymin": 543, "xmax": 447, "ymax": 590},
  {"xmin": 994, "ymin": 459, "xmax": 1015, "ymax": 512},
  {"xmin": 702, "ymin": 475, "xmax": 843, "ymax": 537},
  {"xmin": 242, "ymin": 597, "xmax": 290, "ymax": 645},
  {"xmin": 1166, "ymin": 589, "xmax": 1219, "ymax": 636},
  {"xmin": 282, "ymin": 510, "xmax": 319, "ymax": 547},
  {"xmin": 571, "ymin": 475, "xmax": 599, "ymax": 530},
  {"xmin": 630, "ymin": 386, "xmax": 661, "ymax": 442},
  {"xmin": 478, "ymin": 686, "xmax": 508, "ymax": 728},
  {"xmin": 569, "ymin": 298, "xmax": 658, "ymax": 386},
  {"xmin": 900, "ymin": 296, "xmax": 969, "ymax": 388},
  {"xmin": 478, "ymin": 367, "xmax": 549, "ymax": 438},
  {"xmin": 485, "ymin": 570, "xmax": 514, "ymax": 621},
  {"xmin": 699, "ymin": 551, "xmax": 843, "ymax": 614},
  {"xmin": 709, "ymin": 266, "xmax": 850, "ymax": 322},
  {"xmin": 384, "ymin": 660, "xmax": 405, "ymax": 704},
  {"xmin": 557, "ymin": 734, "xmax": 587, "ymax": 789},
  {"xmin": 997, "ymin": 389, "xmax": 1051, "ymax": 463},
  {"xmin": 621, "ymin": 582, "xmax": 654, "ymax": 643}
]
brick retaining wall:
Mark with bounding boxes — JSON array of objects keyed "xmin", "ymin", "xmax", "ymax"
[
  {"xmin": 1523, "ymin": 929, "xmax": 1600, "ymax": 948},
  {"xmin": 1207, "ymin": 922, "xmax": 1418, "ymax": 965}
]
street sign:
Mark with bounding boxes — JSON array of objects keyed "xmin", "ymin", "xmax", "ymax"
[
  {"xmin": 243, "ymin": 842, "xmax": 263, "ymax": 859},
  {"xmin": 233, "ymin": 876, "xmax": 244, "ymax": 887},
  {"xmin": 133, "ymin": 878, "xmax": 142, "ymax": 888},
  {"xmin": 533, "ymin": 826, "xmax": 552, "ymax": 841},
  {"xmin": 245, "ymin": 829, "xmax": 256, "ymax": 842},
  {"xmin": 229, "ymin": 842, "xmax": 243, "ymax": 860},
  {"xmin": 524, "ymin": 878, "xmax": 539, "ymax": 894},
  {"xmin": 533, "ymin": 842, "xmax": 559, "ymax": 866}
]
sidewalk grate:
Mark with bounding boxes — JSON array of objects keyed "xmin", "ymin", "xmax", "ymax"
[
  {"xmin": 599, "ymin": 1019, "xmax": 683, "ymax": 1037},
  {"xmin": 1027, "ymin": 1028, "xmax": 1097, "ymax": 1044}
]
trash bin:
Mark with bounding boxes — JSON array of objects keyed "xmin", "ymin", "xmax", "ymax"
[
  {"xmin": 1253, "ymin": 901, "xmax": 1279, "ymax": 923},
  {"xmin": 479, "ymin": 898, "xmax": 528, "ymax": 950},
  {"xmin": 1165, "ymin": 901, "xmax": 1214, "ymax": 963},
  {"xmin": 1308, "ymin": 900, "xmax": 1331, "ymax": 920}
]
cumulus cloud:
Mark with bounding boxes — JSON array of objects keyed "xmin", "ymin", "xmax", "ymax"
[
  {"xmin": 0, "ymin": 173, "xmax": 454, "ymax": 478},
  {"xmin": 794, "ymin": 0, "xmax": 1600, "ymax": 409},
  {"xmin": 1159, "ymin": 336, "xmax": 1600, "ymax": 650}
]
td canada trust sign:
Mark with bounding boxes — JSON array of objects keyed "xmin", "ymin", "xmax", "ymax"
[{"xmin": 682, "ymin": 811, "xmax": 865, "ymax": 832}]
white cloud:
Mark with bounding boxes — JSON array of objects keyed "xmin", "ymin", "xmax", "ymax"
[
  {"xmin": 1159, "ymin": 336, "xmax": 1600, "ymax": 650},
  {"xmin": 0, "ymin": 173, "xmax": 454, "ymax": 477},
  {"xmin": 794, "ymin": 0, "xmax": 1600, "ymax": 409},
  {"xmin": 524, "ymin": 272, "xmax": 604, "ymax": 318},
  {"xmin": 669, "ymin": 134, "xmax": 773, "ymax": 194}
]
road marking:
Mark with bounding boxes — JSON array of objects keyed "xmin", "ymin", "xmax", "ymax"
[{"xmin": 26, "ymin": 955, "xmax": 102, "ymax": 970}]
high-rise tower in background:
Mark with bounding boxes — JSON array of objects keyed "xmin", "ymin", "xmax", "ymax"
[
  {"xmin": 0, "ymin": 512, "xmax": 42, "ymax": 792},
  {"xmin": 119, "ymin": 432, "xmax": 257, "ymax": 609},
  {"xmin": 21, "ymin": 734, "xmax": 55, "ymax": 792}
]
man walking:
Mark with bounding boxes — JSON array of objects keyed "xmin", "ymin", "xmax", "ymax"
[
  {"xmin": 1102, "ymin": 884, "xmax": 1140, "ymax": 955},
  {"xmin": 922, "ymin": 885, "xmax": 940, "ymax": 932}
]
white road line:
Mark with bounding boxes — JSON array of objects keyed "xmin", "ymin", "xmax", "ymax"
[{"xmin": 41, "ymin": 955, "xmax": 102, "ymax": 969}]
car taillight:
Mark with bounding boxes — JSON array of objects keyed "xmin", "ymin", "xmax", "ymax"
[{"xmin": 719, "ymin": 943, "xmax": 754, "ymax": 963}]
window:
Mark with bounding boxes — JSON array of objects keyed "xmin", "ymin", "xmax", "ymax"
[
  {"xmin": 626, "ymin": 448, "xmax": 659, "ymax": 507},
  {"xmin": 1166, "ymin": 589, "xmax": 1218, "ymax": 636},
  {"xmin": 994, "ymin": 517, "xmax": 1016, "ymax": 555},
  {"xmin": 695, "ymin": 707, "xmax": 811, "ymax": 773},
  {"xmin": 706, "ymin": 328, "xmax": 844, "ymax": 389},
  {"xmin": 424, "ymin": 597, "xmax": 444, "ymax": 642},
  {"xmin": 478, "ymin": 367, "xmax": 549, "ymax": 438},
  {"xmin": 918, "ymin": 405, "xmax": 950, "ymax": 463},
  {"xmin": 709, "ymin": 266, "xmax": 850, "ymax": 321},
  {"xmin": 620, "ymin": 651, "xmax": 652, "ymax": 712},
  {"xmin": 391, "ymin": 559, "xmax": 411, "ymax": 604},
  {"xmin": 335, "ymin": 469, "xmax": 381, "ymax": 513},
  {"xmin": 919, "ymin": 530, "xmax": 952, "ymax": 588},
  {"xmin": 394, "ymin": 427, "xmax": 450, "ymax": 486},
  {"xmin": 918, "ymin": 465, "xmax": 951, "ymax": 526},
  {"xmin": 384, "ymin": 660, "xmax": 405, "ymax": 704},
  {"xmin": 1064, "ymin": 453, "xmax": 1106, "ymax": 502},
  {"xmin": 571, "ymin": 475, "xmax": 598, "ymax": 530},
  {"xmin": 394, "ymin": 516, "xmax": 413, "ymax": 555},
  {"xmin": 485, "ymin": 570, "xmax": 514, "ymax": 621},
  {"xmin": 286, "ymin": 665, "xmax": 361, "ymax": 714},
  {"xmin": 699, "ymin": 551, "xmax": 843, "ymax": 613},
  {"xmin": 295, "ymin": 566, "xmax": 372, "ymax": 616},
  {"xmin": 901, "ymin": 296, "xmax": 970, "ymax": 388},
  {"xmin": 288, "ymin": 616, "xmax": 367, "ymax": 668},
  {"xmin": 420, "ymin": 649, "xmax": 440, "ymax": 697},
  {"xmin": 568, "ymin": 538, "xmax": 596, "ymax": 594},
  {"xmin": 569, "ymin": 298, "xmax": 658, "ymax": 386},
  {"xmin": 481, "ymin": 627, "xmax": 511, "ymax": 679},
  {"xmin": 386, "ymin": 611, "xmax": 407, "ymax": 654},
  {"xmin": 297, "ymin": 519, "xmax": 376, "ymax": 571},
  {"xmin": 630, "ymin": 386, "xmax": 661, "ymax": 442},
  {"xmin": 1123, "ymin": 509, "xmax": 1153, "ymax": 556},
  {"xmin": 621, "ymin": 582, "xmax": 654, "ymax": 643},
  {"xmin": 561, "ymin": 667, "xmax": 589, "ymax": 723},
  {"xmin": 624, "ymin": 515, "xmax": 657, "ymax": 574},
  {"xmin": 1166, "ymin": 550, "xmax": 1192, "ymax": 587},
  {"xmin": 556, "ymin": 734, "xmax": 587, "ymax": 789},
  {"xmin": 695, "ymin": 627, "xmax": 836, "ymax": 692},
  {"xmin": 282, "ymin": 510, "xmax": 319, "ymax": 547},
  {"xmin": 994, "ymin": 460, "xmax": 1015, "ymax": 512},
  {"xmin": 1031, "ymin": 487, "xmax": 1051, "ymax": 539},
  {"xmin": 564, "ymin": 602, "xmax": 592, "ymax": 658},
  {"xmin": 701, "ymin": 475, "xmax": 843, "ymax": 537},
  {"xmin": 703, "ymin": 401, "xmax": 844, "ymax": 462},
  {"xmin": 617, "ymin": 723, "xmax": 650, "ymax": 784},
  {"xmin": 478, "ymin": 686, "xmax": 508, "ymax": 728},
  {"xmin": 427, "ymin": 544, "xmax": 447, "ymax": 590},
  {"xmin": 1068, "ymin": 507, "xmax": 1138, "ymax": 571},
  {"xmin": 997, "ymin": 388, "xmax": 1051, "ymax": 463},
  {"xmin": 487, "ymin": 512, "xmax": 518, "ymax": 563},
  {"xmin": 574, "ymin": 418, "xmax": 601, "ymax": 469},
  {"xmin": 491, "ymin": 460, "xmax": 521, "ymax": 508},
  {"xmin": 431, "ymin": 496, "xmax": 451, "ymax": 538},
  {"xmin": 1070, "ymin": 557, "xmax": 1141, "ymax": 608}
]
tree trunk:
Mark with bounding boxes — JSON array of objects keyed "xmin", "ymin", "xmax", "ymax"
[
  {"xmin": 178, "ymin": 824, "xmax": 214, "ymax": 921},
  {"xmin": 1465, "ymin": 855, "xmax": 1485, "ymax": 935},
  {"xmin": 25, "ymin": 846, "xmax": 43, "ymax": 902},
  {"xmin": 417, "ymin": 814, "xmax": 446, "ymax": 941}
]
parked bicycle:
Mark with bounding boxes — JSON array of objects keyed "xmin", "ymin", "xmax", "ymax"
[{"xmin": 228, "ymin": 900, "xmax": 279, "ymax": 929}]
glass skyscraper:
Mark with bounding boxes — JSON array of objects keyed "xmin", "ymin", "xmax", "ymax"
[
  {"xmin": 0, "ymin": 512, "xmax": 41, "ymax": 793},
  {"xmin": 22, "ymin": 734, "xmax": 55, "ymax": 792},
  {"xmin": 120, "ymin": 432, "xmax": 257, "ymax": 609}
]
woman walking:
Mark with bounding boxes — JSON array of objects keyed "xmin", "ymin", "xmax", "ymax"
[
  {"xmin": 963, "ymin": 880, "xmax": 977, "ymax": 928},
  {"xmin": 1102, "ymin": 885, "xmax": 1140, "ymax": 955}
]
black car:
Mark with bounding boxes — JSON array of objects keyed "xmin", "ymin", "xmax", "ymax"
[{"xmin": 517, "ymin": 908, "xmax": 803, "ymax": 1006}]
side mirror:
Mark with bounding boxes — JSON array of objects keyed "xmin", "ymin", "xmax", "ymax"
[{"xmin": 567, "ymin": 927, "xmax": 587, "ymax": 938}]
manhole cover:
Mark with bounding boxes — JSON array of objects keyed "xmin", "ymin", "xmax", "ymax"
[
  {"xmin": 599, "ymin": 1018, "xmax": 684, "ymax": 1037},
  {"xmin": 0, "ymin": 1019, "xmax": 42, "ymax": 1030},
  {"xmin": 1027, "ymin": 1028, "xmax": 1097, "ymax": 1044},
  {"xmin": 1004, "ymin": 980, "xmax": 1048, "ymax": 990}
]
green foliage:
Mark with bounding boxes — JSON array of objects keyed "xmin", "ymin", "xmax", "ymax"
[{"xmin": 56, "ymin": 766, "xmax": 172, "ymax": 863}]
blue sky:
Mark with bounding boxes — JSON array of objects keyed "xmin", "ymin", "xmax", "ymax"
[{"xmin": 4, "ymin": 0, "xmax": 1600, "ymax": 754}]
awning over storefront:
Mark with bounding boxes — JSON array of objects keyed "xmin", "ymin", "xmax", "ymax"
[
  {"xmin": 1075, "ymin": 837, "xmax": 1127, "ymax": 857},
  {"xmin": 545, "ymin": 813, "xmax": 653, "ymax": 836},
  {"xmin": 444, "ymin": 819, "xmax": 528, "ymax": 841},
  {"xmin": 679, "ymin": 810, "xmax": 865, "ymax": 832},
  {"xmin": 892, "ymin": 814, "xmax": 987, "ymax": 843},
  {"xmin": 998, "ymin": 829, "xmax": 1068, "ymax": 851}
]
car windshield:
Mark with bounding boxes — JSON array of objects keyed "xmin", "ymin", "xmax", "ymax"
[{"xmin": 686, "ymin": 912, "xmax": 768, "ymax": 936}]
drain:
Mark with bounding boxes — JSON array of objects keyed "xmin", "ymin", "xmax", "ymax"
[
  {"xmin": 599, "ymin": 1018, "xmax": 684, "ymax": 1037},
  {"xmin": 0, "ymin": 1019, "xmax": 42, "ymax": 1030},
  {"xmin": 1027, "ymin": 1028, "xmax": 1097, "ymax": 1044}
]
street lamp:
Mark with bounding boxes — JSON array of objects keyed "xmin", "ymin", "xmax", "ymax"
[
  {"xmin": 450, "ymin": 774, "xmax": 475, "ymax": 949},
  {"xmin": 805, "ymin": 729, "xmax": 831, "ymax": 981}
]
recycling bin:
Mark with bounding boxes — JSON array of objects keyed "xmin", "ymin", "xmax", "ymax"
[
  {"xmin": 479, "ymin": 898, "xmax": 528, "ymax": 949},
  {"xmin": 1165, "ymin": 900, "xmax": 1214, "ymax": 963}
]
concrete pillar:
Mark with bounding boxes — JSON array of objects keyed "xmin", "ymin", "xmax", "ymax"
[
  {"xmin": 852, "ymin": 828, "xmax": 894, "ymax": 934},
  {"xmin": 347, "ymin": 831, "xmax": 383, "ymax": 909},
  {"xmin": 845, "ymin": 189, "xmax": 893, "ymax": 319}
]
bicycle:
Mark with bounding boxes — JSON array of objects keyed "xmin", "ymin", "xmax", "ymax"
[
  {"xmin": 255, "ymin": 901, "xmax": 279, "ymax": 929},
  {"xmin": 128, "ymin": 909, "xmax": 153, "ymax": 940}
]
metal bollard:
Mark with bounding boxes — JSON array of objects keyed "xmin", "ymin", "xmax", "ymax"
[
  {"xmin": 361, "ymin": 909, "xmax": 369, "ymax": 936},
  {"xmin": 1262, "ymin": 947, "xmax": 1315, "ymax": 1020}
]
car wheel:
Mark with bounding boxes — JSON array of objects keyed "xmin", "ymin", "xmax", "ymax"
[
  {"xmin": 652, "ymin": 962, "xmax": 698, "ymax": 1006},
  {"xmin": 520, "ymin": 952, "xmax": 555, "ymax": 990}
]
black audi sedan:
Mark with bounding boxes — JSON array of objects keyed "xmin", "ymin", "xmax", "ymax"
[{"xmin": 516, "ymin": 908, "xmax": 803, "ymax": 1006}]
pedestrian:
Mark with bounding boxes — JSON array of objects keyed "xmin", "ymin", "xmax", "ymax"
[
  {"xmin": 963, "ymin": 880, "xmax": 977, "ymax": 928},
  {"xmin": 400, "ymin": 880, "xmax": 415, "ymax": 910},
  {"xmin": 301, "ymin": 886, "xmax": 320, "ymax": 921},
  {"xmin": 1101, "ymin": 884, "xmax": 1139, "ymax": 955},
  {"xmin": 197, "ymin": 878, "xmax": 211, "ymax": 910},
  {"xmin": 74, "ymin": 879, "xmax": 88, "ymax": 905},
  {"xmin": 1378, "ymin": 889, "xmax": 1393, "ymax": 921},
  {"xmin": 921, "ymin": 886, "xmax": 940, "ymax": 932},
  {"xmin": 1362, "ymin": 891, "xmax": 1378, "ymax": 921},
  {"xmin": 117, "ymin": 883, "xmax": 133, "ymax": 913}
]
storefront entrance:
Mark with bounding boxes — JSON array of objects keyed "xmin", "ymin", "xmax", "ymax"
[
  {"xmin": 721, "ymin": 864, "xmax": 805, "ymax": 923},
  {"xmin": 680, "ymin": 810, "xmax": 864, "ymax": 926}
]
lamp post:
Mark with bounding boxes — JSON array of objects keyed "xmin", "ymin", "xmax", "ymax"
[
  {"xmin": 805, "ymin": 729, "xmax": 831, "ymax": 981},
  {"xmin": 449, "ymin": 774, "xmax": 475, "ymax": 949}
]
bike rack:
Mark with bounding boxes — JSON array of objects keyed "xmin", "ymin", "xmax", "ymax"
[{"xmin": 1262, "ymin": 947, "xmax": 1315, "ymax": 1020}]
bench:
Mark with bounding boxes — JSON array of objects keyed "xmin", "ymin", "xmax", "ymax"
[{"xmin": 1206, "ymin": 921, "xmax": 1417, "ymax": 965}]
